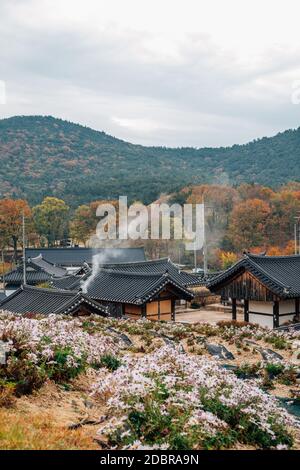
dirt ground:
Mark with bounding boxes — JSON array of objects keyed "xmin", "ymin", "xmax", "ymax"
[{"xmin": 176, "ymin": 307, "xmax": 244, "ymax": 324}]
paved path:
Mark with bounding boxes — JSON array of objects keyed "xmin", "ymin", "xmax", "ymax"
[{"xmin": 175, "ymin": 308, "xmax": 244, "ymax": 324}]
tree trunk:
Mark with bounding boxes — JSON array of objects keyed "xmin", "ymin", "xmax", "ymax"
[{"xmin": 12, "ymin": 236, "xmax": 18, "ymax": 263}]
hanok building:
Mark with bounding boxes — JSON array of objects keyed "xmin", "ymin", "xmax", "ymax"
[
  {"xmin": 53, "ymin": 258, "xmax": 198, "ymax": 321},
  {"xmin": 80, "ymin": 258, "xmax": 198, "ymax": 321},
  {"xmin": 0, "ymin": 285, "xmax": 108, "ymax": 317},
  {"xmin": 84, "ymin": 270, "xmax": 194, "ymax": 321},
  {"xmin": 1, "ymin": 255, "xmax": 67, "ymax": 295},
  {"xmin": 208, "ymin": 253, "xmax": 300, "ymax": 329},
  {"xmin": 25, "ymin": 247, "xmax": 146, "ymax": 272}
]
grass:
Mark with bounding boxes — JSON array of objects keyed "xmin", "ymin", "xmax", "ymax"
[{"xmin": 0, "ymin": 409, "xmax": 99, "ymax": 450}]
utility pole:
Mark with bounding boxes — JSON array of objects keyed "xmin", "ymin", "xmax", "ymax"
[
  {"xmin": 22, "ymin": 210, "xmax": 26, "ymax": 285},
  {"xmin": 2, "ymin": 250, "xmax": 5, "ymax": 295},
  {"xmin": 203, "ymin": 198, "xmax": 208, "ymax": 276},
  {"xmin": 294, "ymin": 215, "xmax": 300, "ymax": 255}
]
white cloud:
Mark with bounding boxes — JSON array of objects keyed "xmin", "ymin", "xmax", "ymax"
[{"xmin": 0, "ymin": 0, "xmax": 300, "ymax": 146}]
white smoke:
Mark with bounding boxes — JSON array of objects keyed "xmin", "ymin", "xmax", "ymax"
[{"xmin": 81, "ymin": 249, "xmax": 120, "ymax": 294}]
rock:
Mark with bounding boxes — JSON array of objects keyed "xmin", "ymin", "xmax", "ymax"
[
  {"xmin": 257, "ymin": 348, "xmax": 283, "ymax": 361},
  {"xmin": 222, "ymin": 364, "xmax": 237, "ymax": 372},
  {"xmin": 106, "ymin": 327, "xmax": 132, "ymax": 346},
  {"xmin": 276, "ymin": 397, "xmax": 300, "ymax": 419},
  {"xmin": 244, "ymin": 339, "xmax": 258, "ymax": 346},
  {"xmin": 151, "ymin": 332, "xmax": 185, "ymax": 352},
  {"xmin": 195, "ymin": 336, "xmax": 207, "ymax": 344},
  {"xmin": 84, "ymin": 399, "xmax": 94, "ymax": 409},
  {"xmin": 118, "ymin": 333, "xmax": 133, "ymax": 346},
  {"xmin": 206, "ymin": 343, "xmax": 235, "ymax": 360}
]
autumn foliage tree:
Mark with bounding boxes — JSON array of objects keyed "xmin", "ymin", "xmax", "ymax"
[
  {"xmin": 0, "ymin": 199, "xmax": 32, "ymax": 261},
  {"xmin": 69, "ymin": 205, "xmax": 96, "ymax": 246},
  {"xmin": 227, "ymin": 199, "xmax": 271, "ymax": 252},
  {"xmin": 217, "ymin": 250, "xmax": 238, "ymax": 269}
]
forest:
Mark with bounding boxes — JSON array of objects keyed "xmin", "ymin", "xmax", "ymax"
[
  {"xmin": 0, "ymin": 116, "xmax": 300, "ymax": 207},
  {"xmin": 0, "ymin": 182, "xmax": 299, "ymax": 271}
]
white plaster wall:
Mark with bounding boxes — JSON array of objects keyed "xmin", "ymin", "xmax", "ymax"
[
  {"xmin": 249, "ymin": 313, "xmax": 273, "ymax": 329},
  {"xmin": 5, "ymin": 289, "xmax": 16, "ymax": 296},
  {"xmin": 249, "ymin": 300, "xmax": 273, "ymax": 314},
  {"xmin": 279, "ymin": 314, "xmax": 295, "ymax": 326},
  {"xmin": 279, "ymin": 300, "xmax": 295, "ymax": 314}
]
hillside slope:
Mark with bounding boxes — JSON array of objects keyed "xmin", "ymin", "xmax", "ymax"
[{"xmin": 0, "ymin": 115, "xmax": 299, "ymax": 206}]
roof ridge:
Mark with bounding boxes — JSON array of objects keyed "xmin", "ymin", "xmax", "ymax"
[
  {"xmin": 22, "ymin": 285, "xmax": 79, "ymax": 295},
  {"xmin": 98, "ymin": 269, "xmax": 166, "ymax": 278},
  {"xmin": 247, "ymin": 253, "xmax": 300, "ymax": 260},
  {"xmin": 99, "ymin": 257, "xmax": 168, "ymax": 268}
]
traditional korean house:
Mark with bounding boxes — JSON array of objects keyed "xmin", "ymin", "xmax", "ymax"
[
  {"xmin": 1, "ymin": 264, "xmax": 52, "ymax": 295},
  {"xmin": 208, "ymin": 253, "xmax": 300, "ymax": 328},
  {"xmin": 81, "ymin": 260, "xmax": 195, "ymax": 321},
  {"xmin": 0, "ymin": 285, "xmax": 108, "ymax": 317},
  {"xmin": 1, "ymin": 255, "xmax": 67, "ymax": 295},
  {"xmin": 50, "ymin": 258, "xmax": 199, "ymax": 320},
  {"xmin": 25, "ymin": 247, "xmax": 146, "ymax": 272},
  {"xmin": 28, "ymin": 254, "xmax": 67, "ymax": 277}
]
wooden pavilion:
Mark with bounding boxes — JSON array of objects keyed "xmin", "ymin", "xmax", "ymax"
[{"xmin": 208, "ymin": 253, "xmax": 300, "ymax": 329}]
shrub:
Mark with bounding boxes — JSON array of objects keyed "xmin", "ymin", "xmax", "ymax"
[
  {"xmin": 235, "ymin": 362, "xmax": 261, "ymax": 379},
  {"xmin": 265, "ymin": 336, "xmax": 289, "ymax": 350},
  {"xmin": 98, "ymin": 354, "xmax": 122, "ymax": 371},
  {"xmin": 93, "ymin": 346, "xmax": 295, "ymax": 450},
  {"xmin": 265, "ymin": 363, "xmax": 285, "ymax": 379},
  {"xmin": 0, "ymin": 380, "xmax": 16, "ymax": 407},
  {"xmin": 2, "ymin": 355, "xmax": 47, "ymax": 396}
]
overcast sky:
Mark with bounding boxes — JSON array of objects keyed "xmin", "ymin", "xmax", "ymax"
[{"xmin": 0, "ymin": 0, "xmax": 300, "ymax": 147}]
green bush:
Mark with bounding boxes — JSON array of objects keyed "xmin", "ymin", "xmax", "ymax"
[{"xmin": 98, "ymin": 354, "xmax": 122, "ymax": 371}]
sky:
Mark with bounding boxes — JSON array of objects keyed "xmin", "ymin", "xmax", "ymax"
[{"xmin": 1, "ymin": 0, "xmax": 300, "ymax": 147}]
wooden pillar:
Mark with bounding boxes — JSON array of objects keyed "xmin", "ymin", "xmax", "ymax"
[
  {"xmin": 273, "ymin": 300, "xmax": 279, "ymax": 328},
  {"xmin": 244, "ymin": 299, "xmax": 249, "ymax": 322},
  {"xmin": 141, "ymin": 304, "xmax": 147, "ymax": 319},
  {"xmin": 296, "ymin": 298, "xmax": 300, "ymax": 321},
  {"xmin": 232, "ymin": 298, "xmax": 237, "ymax": 321},
  {"xmin": 171, "ymin": 299, "xmax": 176, "ymax": 321}
]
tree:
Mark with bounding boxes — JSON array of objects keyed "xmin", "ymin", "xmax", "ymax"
[
  {"xmin": 227, "ymin": 199, "xmax": 271, "ymax": 251},
  {"xmin": 266, "ymin": 190, "xmax": 300, "ymax": 247},
  {"xmin": 238, "ymin": 183, "xmax": 275, "ymax": 202},
  {"xmin": 217, "ymin": 250, "xmax": 238, "ymax": 269},
  {"xmin": 0, "ymin": 199, "xmax": 32, "ymax": 262},
  {"xmin": 33, "ymin": 197, "xmax": 69, "ymax": 247},
  {"xmin": 69, "ymin": 205, "xmax": 95, "ymax": 246}
]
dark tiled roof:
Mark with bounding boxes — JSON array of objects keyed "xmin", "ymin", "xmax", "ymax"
[
  {"xmin": 25, "ymin": 247, "xmax": 146, "ymax": 266},
  {"xmin": 72, "ymin": 262, "xmax": 92, "ymax": 276},
  {"xmin": 83, "ymin": 269, "xmax": 194, "ymax": 305},
  {"xmin": 51, "ymin": 274, "xmax": 86, "ymax": 291},
  {"xmin": 0, "ymin": 292, "xmax": 7, "ymax": 302},
  {"xmin": 1, "ymin": 265, "xmax": 52, "ymax": 285},
  {"xmin": 208, "ymin": 253, "xmax": 300, "ymax": 298},
  {"xmin": 0, "ymin": 285, "xmax": 108, "ymax": 316},
  {"xmin": 28, "ymin": 255, "xmax": 67, "ymax": 277},
  {"xmin": 96, "ymin": 258, "xmax": 201, "ymax": 287}
]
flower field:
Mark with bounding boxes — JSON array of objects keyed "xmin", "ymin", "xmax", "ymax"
[{"xmin": 0, "ymin": 311, "xmax": 300, "ymax": 450}]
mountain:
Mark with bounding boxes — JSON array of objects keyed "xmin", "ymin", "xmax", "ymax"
[{"xmin": 0, "ymin": 115, "xmax": 299, "ymax": 207}]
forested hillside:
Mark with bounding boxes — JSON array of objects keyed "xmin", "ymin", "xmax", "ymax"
[{"xmin": 0, "ymin": 115, "xmax": 299, "ymax": 206}]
